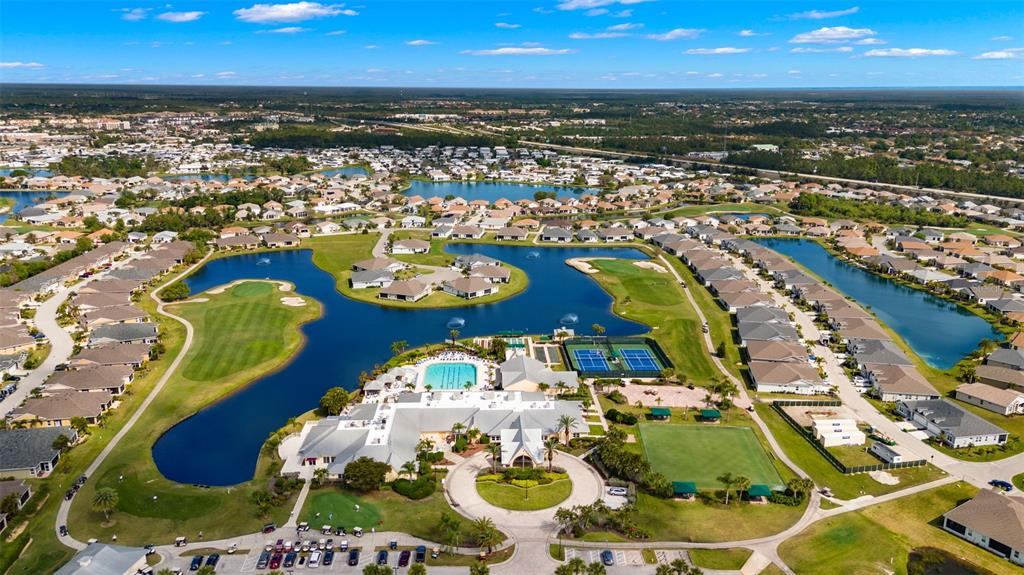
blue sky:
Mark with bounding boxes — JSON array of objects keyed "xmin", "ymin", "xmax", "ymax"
[{"xmin": 1, "ymin": 1, "xmax": 1021, "ymax": 88}]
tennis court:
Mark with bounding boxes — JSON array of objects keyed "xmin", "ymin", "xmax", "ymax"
[
  {"xmin": 620, "ymin": 348, "xmax": 660, "ymax": 371},
  {"xmin": 638, "ymin": 424, "xmax": 785, "ymax": 490},
  {"xmin": 572, "ymin": 349, "xmax": 610, "ymax": 372}
]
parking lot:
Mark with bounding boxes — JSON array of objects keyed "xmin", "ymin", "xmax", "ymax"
[{"xmin": 159, "ymin": 545, "xmax": 476, "ymax": 574}]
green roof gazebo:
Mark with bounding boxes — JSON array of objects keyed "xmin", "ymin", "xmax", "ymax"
[
  {"xmin": 672, "ymin": 481, "xmax": 697, "ymax": 499},
  {"xmin": 747, "ymin": 484, "xmax": 773, "ymax": 500},
  {"xmin": 649, "ymin": 407, "xmax": 671, "ymax": 420},
  {"xmin": 699, "ymin": 409, "xmax": 721, "ymax": 421}
]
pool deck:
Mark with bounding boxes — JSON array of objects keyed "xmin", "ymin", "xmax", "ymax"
[{"xmin": 409, "ymin": 353, "xmax": 497, "ymax": 392}]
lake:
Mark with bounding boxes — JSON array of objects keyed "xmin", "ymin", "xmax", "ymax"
[
  {"xmin": 0, "ymin": 168, "xmax": 53, "ymax": 177},
  {"xmin": 404, "ymin": 180, "xmax": 597, "ymax": 202},
  {"xmin": 0, "ymin": 190, "xmax": 70, "ymax": 224},
  {"xmin": 755, "ymin": 238, "xmax": 1000, "ymax": 370},
  {"xmin": 152, "ymin": 244, "xmax": 648, "ymax": 486}
]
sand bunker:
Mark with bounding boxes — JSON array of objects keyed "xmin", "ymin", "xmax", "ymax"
[
  {"xmin": 869, "ymin": 470, "xmax": 900, "ymax": 485},
  {"xmin": 633, "ymin": 261, "xmax": 667, "ymax": 273},
  {"xmin": 280, "ymin": 297, "xmax": 307, "ymax": 307}
]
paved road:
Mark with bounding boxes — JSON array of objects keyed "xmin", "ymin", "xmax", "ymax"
[{"xmin": 56, "ymin": 253, "xmax": 210, "ymax": 550}]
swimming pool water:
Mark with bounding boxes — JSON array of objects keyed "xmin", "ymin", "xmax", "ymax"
[{"xmin": 423, "ymin": 362, "xmax": 477, "ymax": 390}]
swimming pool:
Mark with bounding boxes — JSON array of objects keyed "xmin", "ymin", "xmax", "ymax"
[{"xmin": 423, "ymin": 362, "xmax": 477, "ymax": 391}]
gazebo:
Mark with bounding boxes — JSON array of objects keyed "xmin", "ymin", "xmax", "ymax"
[
  {"xmin": 746, "ymin": 484, "xmax": 773, "ymax": 503},
  {"xmin": 699, "ymin": 409, "xmax": 722, "ymax": 422},
  {"xmin": 649, "ymin": 407, "xmax": 671, "ymax": 421},
  {"xmin": 671, "ymin": 481, "xmax": 697, "ymax": 500}
]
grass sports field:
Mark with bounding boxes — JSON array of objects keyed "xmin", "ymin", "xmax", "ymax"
[{"xmin": 638, "ymin": 424, "xmax": 784, "ymax": 489}]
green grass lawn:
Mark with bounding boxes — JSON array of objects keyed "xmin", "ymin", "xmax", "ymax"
[
  {"xmin": 779, "ymin": 482, "xmax": 1022, "ymax": 575},
  {"xmin": 63, "ymin": 281, "xmax": 321, "ymax": 548},
  {"xmin": 755, "ymin": 404, "xmax": 948, "ymax": 500},
  {"xmin": 588, "ymin": 258, "xmax": 718, "ymax": 384},
  {"xmin": 629, "ymin": 492, "xmax": 807, "ymax": 543},
  {"xmin": 300, "ymin": 485, "xmax": 480, "ymax": 544},
  {"xmin": 476, "ymin": 480, "xmax": 572, "ymax": 511},
  {"xmin": 638, "ymin": 424, "xmax": 785, "ymax": 489},
  {"xmin": 687, "ymin": 548, "xmax": 753, "ymax": 570}
]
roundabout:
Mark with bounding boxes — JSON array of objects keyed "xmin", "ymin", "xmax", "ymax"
[{"xmin": 476, "ymin": 472, "xmax": 573, "ymax": 512}]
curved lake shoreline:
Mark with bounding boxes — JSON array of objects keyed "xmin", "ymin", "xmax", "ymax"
[
  {"xmin": 152, "ymin": 244, "xmax": 649, "ymax": 486},
  {"xmin": 755, "ymin": 238, "xmax": 1000, "ymax": 370}
]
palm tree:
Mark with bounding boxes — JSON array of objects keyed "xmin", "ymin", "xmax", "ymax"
[
  {"xmin": 557, "ymin": 415, "xmax": 577, "ymax": 445},
  {"xmin": 400, "ymin": 461, "xmax": 418, "ymax": 480},
  {"xmin": 591, "ymin": 323, "xmax": 605, "ymax": 337},
  {"xmin": 472, "ymin": 517, "xmax": 501, "ymax": 552},
  {"xmin": 733, "ymin": 475, "xmax": 751, "ymax": 503},
  {"xmin": 544, "ymin": 437, "xmax": 559, "ymax": 472},
  {"xmin": 451, "ymin": 422, "xmax": 466, "ymax": 440},
  {"xmin": 390, "ymin": 340, "xmax": 408, "ymax": 356},
  {"xmin": 466, "ymin": 427, "xmax": 480, "ymax": 444},
  {"xmin": 487, "ymin": 442, "xmax": 501, "ymax": 473},
  {"xmin": 449, "ymin": 328, "xmax": 460, "ymax": 345},
  {"xmin": 585, "ymin": 561, "xmax": 607, "ymax": 575},
  {"xmin": 717, "ymin": 472, "xmax": 735, "ymax": 505},
  {"xmin": 312, "ymin": 467, "xmax": 329, "ymax": 488},
  {"xmin": 92, "ymin": 487, "xmax": 118, "ymax": 521},
  {"xmin": 464, "ymin": 380, "xmax": 474, "ymax": 391},
  {"xmin": 565, "ymin": 557, "xmax": 586, "ymax": 574}
]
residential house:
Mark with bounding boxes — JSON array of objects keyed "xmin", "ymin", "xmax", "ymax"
[
  {"xmin": 942, "ymin": 489, "xmax": 1024, "ymax": 566},
  {"xmin": 0, "ymin": 427, "xmax": 78, "ymax": 478},
  {"xmin": 897, "ymin": 399, "xmax": 1008, "ymax": 448}
]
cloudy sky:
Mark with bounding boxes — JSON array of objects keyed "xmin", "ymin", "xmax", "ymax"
[{"xmin": 1, "ymin": 1, "xmax": 1021, "ymax": 87}]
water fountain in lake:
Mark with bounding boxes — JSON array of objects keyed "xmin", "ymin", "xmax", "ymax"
[
  {"xmin": 526, "ymin": 251, "xmax": 540, "ymax": 260},
  {"xmin": 446, "ymin": 317, "xmax": 466, "ymax": 329},
  {"xmin": 559, "ymin": 313, "xmax": 579, "ymax": 326},
  {"xmin": 256, "ymin": 257, "xmax": 271, "ymax": 266}
]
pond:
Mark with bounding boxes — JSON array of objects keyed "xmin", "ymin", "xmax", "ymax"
[
  {"xmin": 152, "ymin": 244, "xmax": 648, "ymax": 486},
  {"xmin": 404, "ymin": 180, "xmax": 597, "ymax": 202},
  {"xmin": 755, "ymin": 238, "xmax": 1000, "ymax": 370},
  {"xmin": 0, "ymin": 190, "xmax": 70, "ymax": 224},
  {"xmin": 0, "ymin": 168, "xmax": 53, "ymax": 177}
]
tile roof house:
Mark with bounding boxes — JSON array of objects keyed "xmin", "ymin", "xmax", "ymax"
[
  {"xmin": 954, "ymin": 383, "xmax": 1024, "ymax": 416},
  {"xmin": 0, "ymin": 427, "xmax": 78, "ymax": 478},
  {"xmin": 10, "ymin": 391, "xmax": 113, "ymax": 428}
]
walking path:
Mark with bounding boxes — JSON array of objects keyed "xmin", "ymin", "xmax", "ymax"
[{"xmin": 56, "ymin": 252, "xmax": 211, "ymax": 550}]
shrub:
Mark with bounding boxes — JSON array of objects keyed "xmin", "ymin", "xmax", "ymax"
[
  {"xmin": 606, "ymin": 390, "xmax": 627, "ymax": 404},
  {"xmin": 391, "ymin": 477, "xmax": 436, "ymax": 500},
  {"xmin": 605, "ymin": 409, "xmax": 638, "ymax": 425},
  {"xmin": 476, "ymin": 474, "xmax": 502, "ymax": 483}
]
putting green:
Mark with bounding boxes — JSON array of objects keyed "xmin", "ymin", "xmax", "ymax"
[{"xmin": 638, "ymin": 424, "xmax": 784, "ymax": 490}]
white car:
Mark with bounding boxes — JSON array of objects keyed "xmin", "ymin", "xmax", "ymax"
[
  {"xmin": 308, "ymin": 551, "xmax": 321, "ymax": 568},
  {"xmin": 607, "ymin": 486, "xmax": 628, "ymax": 497}
]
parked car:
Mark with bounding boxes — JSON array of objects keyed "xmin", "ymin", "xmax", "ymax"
[
  {"xmin": 262, "ymin": 523, "xmax": 276, "ymax": 534},
  {"xmin": 189, "ymin": 556, "xmax": 204, "ymax": 571},
  {"xmin": 269, "ymin": 553, "xmax": 282, "ymax": 569},
  {"xmin": 204, "ymin": 554, "xmax": 219, "ymax": 568},
  {"xmin": 347, "ymin": 549, "xmax": 360, "ymax": 566},
  {"xmin": 256, "ymin": 551, "xmax": 270, "ymax": 569},
  {"xmin": 415, "ymin": 546, "xmax": 426, "ymax": 563},
  {"xmin": 607, "ymin": 486, "xmax": 628, "ymax": 496},
  {"xmin": 59, "ymin": 525, "xmax": 68, "ymax": 536},
  {"xmin": 283, "ymin": 552, "xmax": 297, "ymax": 568},
  {"xmin": 308, "ymin": 551, "xmax": 321, "ymax": 568},
  {"xmin": 399, "ymin": 550, "xmax": 411, "ymax": 567},
  {"xmin": 600, "ymin": 550, "xmax": 614, "ymax": 566},
  {"xmin": 339, "ymin": 540, "xmax": 350, "ymax": 551},
  {"xmin": 376, "ymin": 550, "xmax": 389, "ymax": 565},
  {"xmin": 323, "ymin": 550, "xmax": 334, "ymax": 566},
  {"xmin": 990, "ymin": 479, "xmax": 1014, "ymax": 492}
]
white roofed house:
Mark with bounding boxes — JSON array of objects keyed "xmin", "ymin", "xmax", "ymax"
[{"xmin": 390, "ymin": 239, "xmax": 430, "ymax": 255}]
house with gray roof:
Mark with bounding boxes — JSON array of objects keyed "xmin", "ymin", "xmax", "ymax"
[
  {"xmin": 87, "ymin": 323, "xmax": 158, "ymax": 347},
  {"xmin": 350, "ymin": 269, "xmax": 394, "ymax": 289},
  {"xmin": 499, "ymin": 354, "xmax": 578, "ymax": 393},
  {"xmin": 847, "ymin": 338, "xmax": 912, "ymax": 369},
  {"xmin": 897, "ymin": 399, "xmax": 1008, "ymax": 448},
  {"xmin": 0, "ymin": 427, "xmax": 77, "ymax": 478},
  {"xmin": 738, "ymin": 321, "xmax": 800, "ymax": 345},
  {"xmin": 453, "ymin": 254, "xmax": 500, "ymax": 270},
  {"xmin": 540, "ymin": 227, "xmax": 573, "ymax": 243},
  {"xmin": 987, "ymin": 348, "xmax": 1024, "ymax": 371},
  {"xmin": 55, "ymin": 543, "xmax": 147, "ymax": 575}
]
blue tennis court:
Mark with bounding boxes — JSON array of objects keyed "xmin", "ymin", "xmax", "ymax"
[
  {"xmin": 621, "ymin": 348, "xmax": 660, "ymax": 371},
  {"xmin": 572, "ymin": 349, "xmax": 610, "ymax": 371}
]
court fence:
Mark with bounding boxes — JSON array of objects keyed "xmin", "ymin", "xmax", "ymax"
[
  {"xmin": 770, "ymin": 401, "xmax": 927, "ymax": 475},
  {"xmin": 561, "ymin": 336, "xmax": 674, "ymax": 379}
]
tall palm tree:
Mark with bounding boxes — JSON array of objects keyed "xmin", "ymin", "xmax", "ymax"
[
  {"xmin": 449, "ymin": 328, "xmax": 460, "ymax": 344},
  {"xmin": 717, "ymin": 472, "xmax": 735, "ymax": 505},
  {"xmin": 472, "ymin": 516, "xmax": 500, "ymax": 552},
  {"xmin": 557, "ymin": 415, "xmax": 577, "ymax": 445},
  {"xmin": 451, "ymin": 422, "xmax": 466, "ymax": 440},
  {"xmin": 92, "ymin": 487, "xmax": 118, "ymax": 521},
  {"xmin": 390, "ymin": 340, "xmax": 408, "ymax": 356},
  {"xmin": 400, "ymin": 461, "xmax": 418, "ymax": 480},
  {"xmin": 487, "ymin": 442, "xmax": 501, "ymax": 473},
  {"xmin": 544, "ymin": 437, "xmax": 559, "ymax": 472},
  {"xmin": 733, "ymin": 475, "xmax": 751, "ymax": 503}
]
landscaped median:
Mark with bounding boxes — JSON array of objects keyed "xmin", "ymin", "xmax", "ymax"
[{"xmin": 475, "ymin": 468, "xmax": 572, "ymax": 511}]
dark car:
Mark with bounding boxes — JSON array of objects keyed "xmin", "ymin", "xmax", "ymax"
[
  {"xmin": 415, "ymin": 546, "xmax": 426, "ymax": 563},
  {"xmin": 398, "ymin": 550, "xmax": 411, "ymax": 567},
  {"xmin": 347, "ymin": 549, "xmax": 360, "ymax": 566},
  {"xmin": 323, "ymin": 550, "xmax": 334, "ymax": 566},
  {"xmin": 990, "ymin": 479, "xmax": 1014, "ymax": 491},
  {"xmin": 283, "ymin": 552, "xmax": 297, "ymax": 568},
  {"xmin": 256, "ymin": 551, "xmax": 270, "ymax": 569},
  {"xmin": 600, "ymin": 550, "xmax": 614, "ymax": 566},
  {"xmin": 376, "ymin": 550, "xmax": 389, "ymax": 565},
  {"xmin": 262, "ymin": 523, "xmax": 276, "ymax": 534},
  {"xmin": 205, "ymin": 553, "xmax": 219, "ymax": 568},
  {"xmin": 59, "ymin": 525, "xmax": 68, "ymax": 537},
  {"xmin": 334, "ymin": 526, "xmax": 346, "ymax": 536},
  {"xmin": 269, "ymin": 553, "xmax": 282, "ymax": 569},
  {"xmin": 189, "ymin": 556, "xmax": 204, "ymax": 571}
]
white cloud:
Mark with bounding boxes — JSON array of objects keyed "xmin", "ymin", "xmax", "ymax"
[
  {"xmin": 788, "ymin": 6, "xmax": 859, "ymax": 20},
  {"xmin": 325, "ymin": 30, "xmax": 346, "ymax": 36},
  {"xmin": 234, "ymin": 2, "xmax": 354, "ymax": 23},
  {"xmin": 0, "ymin": 61, "xmax": 45, "ymax": 69},
  {"xmin": 569, "ymin": 32, "xmax": 627, "ymax": 39},
  {"xmin": 738, "ymin": 29, "xmax": 767, "ymax": 37},
  {"xmin": 974, "ymin": 48, "xmax": 1023, "ymax": 60},
  {"xmin": 157, "ymin": 11, "xmax": 206, "ymax": 22},
  {"xmin": 117, "ymin": 7, "xmax": 150, "ymax": 21},
  {"xmin": 992, "ymin": 35, "xmax": 1013, "ymax": 42},
  {"xmin": 790, "ymin": 26, "xmax": 875, "ymax": 43},
  {"xmin": 788, "ymin": 69, "xmax": 801, "ymax": 74},
  {"xmin": 364, "ymin": 44, "xmax": 378, "ymax": 49},
  {"xmin": 461, "ymin": 47, "xmax": 576, "ymax": 56},
  {"xmin": 586, "ymin": 8, "xmax": 608, "ymax": 16},
  {"xmin": 556, "ymin": 0, "xmax": 650, "ymax": 11},
  {"xmin": 607, "ymin": 22, "xmax": 642, "ymax": 31},
  {"xmin": 216, "ymin": 71, "xmax": 237, "ymax": 77},
  {"xmin": 406, "ymin": 39, "xmax": 436, "ymax": 46},
  {"xmin": 612, "ymin": 10, "xmax": 632, "ymax": 17},
  {"xmin": 685, "ymin": 47, "xmax": 749, "ymax": 55},
  {"xmin": 646, "ymin": 28, "xmax": 704, "ymax": 41},
  {"xmin": 854, "ymin": 38, "xmax": 885, "ymax": 45},
  {"xmin": 864, "ymin": 48, "xmax": 958, "ymax": 57},
  {"xmin": 790, "ymin": 46, "xmax": 853, "ymax": 53},
  {"xmin": 259, "ymin": 26, "xmax": 311, "ymax": 33},
  {"xmin": 495, "ymin": 22, "xmax": 521, "ymax": 29},
  {"xmin": 706, "ymin": 72, "xmax": 723, "ymax": 78},
  {"xmin": 751, "ymin": 73, "xmax": 768, "ymax": 78}
]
